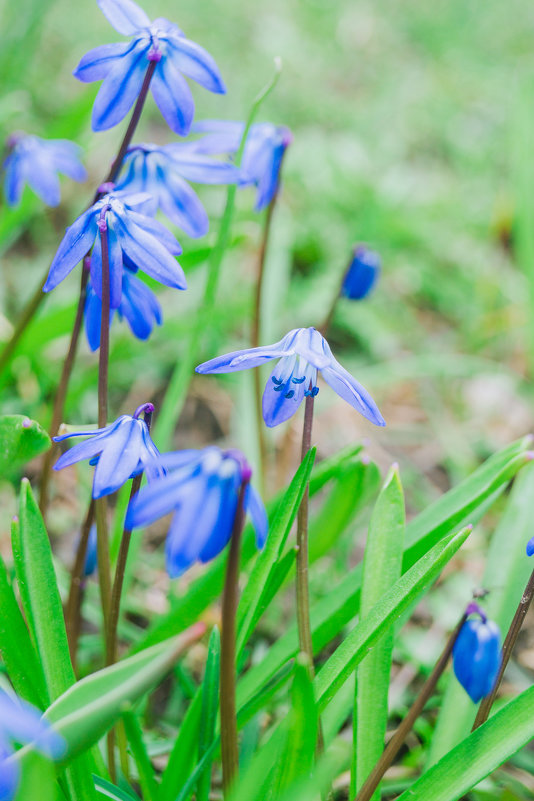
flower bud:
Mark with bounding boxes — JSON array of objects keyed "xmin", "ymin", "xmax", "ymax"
[
  {"xmin": 341, "ymin": 246, "xmax": 380, "ymax": 300},
  {"xmin": 453, "ymin": 616, "xmax": 501, "ymax": 703}
]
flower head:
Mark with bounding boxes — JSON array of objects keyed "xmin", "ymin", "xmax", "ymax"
[
  {"xmin": 0, "ymin": 691, "xmax": 64, "ymax": 801},
  {"xmin": 43, "ymin": 190, "xmax": 185, "ymax": 308},
  {"xmin": 526, "ymin": 535, "xmax": 534, "ymax": 557},
  {"xmin": 125, "ymin": 447, "xmax": 267, "ymax": 578},
  {"xmin": 192, "ymin": 120, "xmax": 292, "ymax": 211},
  {"xmin": 196, "ymin": 327, "xmax": 385, "ymax": 428},
  {"xmin": 3, "ymin": 133, "xmax": 86, "ymax": 208},
  {"xmin": 54, "ymin": 405, "xmax": 163, "ymax": 498},
  {"xmin": 74, "ymin": 0, "xmax": 226, "ymax": 135},
  {"xmin": 342, "ymin": 246, "xmax": 380, "ymax": 300},
  {"xmin": 84, "ymin": 268, "xmax": 162, "ymax": 351},
  {"xmin": 115, "ymin": 143, "xmax": 240, "ymax": 237},
  {"xmin": 453, "ymin": 606, "xmax": 501, "ymax": 703}
]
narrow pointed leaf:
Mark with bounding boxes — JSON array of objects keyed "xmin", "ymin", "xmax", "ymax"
[
  {"xmin": 196, "ymin": 626, "xmax": 220, "ymax": 801},
  {"xmin": 0, "ymin": 414, "xmax": 50, "ymax": 475}
]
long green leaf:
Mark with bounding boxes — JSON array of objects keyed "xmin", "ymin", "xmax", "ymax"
[
  {"xmin": 122, "ymin": 711, "xmax": 158, "ymax": 801},
  {"xmin": 0, "ymin": 415, "xmax": 50, "ymax": 475},
  {"xmin": 196, "ymin": 626, "xmax": 220, "ymax": 801},
  {"xmin": 41, "ymin": 624, "xmax": 204, "ymax": 761},
  {"xmin": 397, "ymin": 685, "xmax": 534, "ymax": 801},
  {"xmin": 13, "ymin": 751, "xmax": 58, "ymax": 801},
  {"xmin": 428, "ymin": 461, "xmax": 534, "ymax": 764},
  {"xmin": 314, "ymin": 526, "xmax": 471, "ymax": 710},
  {"xmin": 236, "ymin": 448, "xmax": 316, "ymax": 654},
  {"xmin": 236, "ymin": 437, "xmax": 531, "ymax": 712},
  {"xmin": 354, "ymin": 464, "xmax": 405, "ymax": 800},
  {"xmin": 0, "ymin": 554, "xmax": 46, "ymax": 707}
]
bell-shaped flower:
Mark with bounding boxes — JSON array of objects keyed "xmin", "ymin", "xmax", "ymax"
[
  {"xmin": 196, "ymin": 326, "xmax": 385, "ymax": 428},
  {"xmin": 84, "ymin": 269, "xmax": 162, "ymax": 351},
  {"xmin": 192, "ymin": 120, "xmax": 292, "ymax": 211},
  {"xmin": 125, "ymin": 447, "xmax": 267, "ymax": 578},
  {"xmin": 43, "ymin": 190, "xmax": 185, "ymax": 309},
  {"xmin": 115, "ymin": 143, "xmax": 240, "ymax": 237},
  {"xmin": 74, "ymin": 0, "xmax": 226, "ymax": 135},
  {"xmin": 53, "ymin": 406, "xmax": 164, "ymax": 498},
  {"xmin": 0, "ymin": 691, "xmax": 65, "ymax": 801},
  {"xmin": 526, "ymin": 535, "xmax": 534, "ymax": 556},
  {"xmin": 453, "ymin": 612, "xmax": 501, "ymax": 703},
  {"xmin": 3, "ymin": 133, "xmax": 86, "ymax": 208},
  {"xmin": 342, "ymin": 246, "xmax": 380, "ymax": 300}
]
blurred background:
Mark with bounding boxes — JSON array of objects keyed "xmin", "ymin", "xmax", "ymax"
[{"xmin": 2, "ymin": 0, "xmax": 534, "ymax": 793}]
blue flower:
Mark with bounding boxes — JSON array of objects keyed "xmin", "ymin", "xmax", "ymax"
[
  {"xmin": 526, "ymin": 535, "xmax": 534, "ymax": 556},
  {"xmin": 82, "ymin": 525, "xmax": 98, "ymax": 577},
  {"xmin": 43, "ymin": 190, "xmax": 185, "ymax": 309},
  {"xmin": 192, "ymin": 120, "xmax": 292, "ymax": 211},
  {"xmin": 73, "ymin": 0, "xmax": 226, "ymax": 135},
  {"xmin": 84, "ymin": 269, "xmax": 162, "ymax": 351},
  {"xmin": 342, "ymin": 246, "xmax": 380, "ymax": 300},
  {"xmin": 453, "ymin": 615, "xmax": 501, "ymax": 703},
  {"xmin": 53, "ymin": 407, "xmax": 164, "ymax": 498},
  {"xmin": 0, "ymin": 691, "xmax": 65, "ymax": 801},
  {"xmin": 115, "ymin": 143, "xmax": 240, "ymax": 237},
  {"xmin": 3, "ymin": 133, "xmax": 86, "ymax": 208},
  {"xmin": 196, "ymin": 326, "xmax": 385, "ymax": 428},
  {"xmin": 125, "ymin": 447, "xmax": 267, "ymax": 578}
]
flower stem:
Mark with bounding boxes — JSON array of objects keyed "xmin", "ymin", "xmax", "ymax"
[
  {"xmin": 472, "ymin": 566, "xmax": 534, "ymax": 730},
  {"xmin": 39, "ymin": 267, "xmax": 90, "ymax": 517},
  {"xmin": 220, "ymin": 478, "xmax": 249, "ymax": 795},
  {"xmin": 296, "ymin": 392, "xmax": 315, "ymax": 666},
  {"xmin": 65, "ymin": 497, "xmax": 95, "ymax": 671},
  {"xmin": 353, "ymin": 612, "xmax": 468, "ymax": 801}
]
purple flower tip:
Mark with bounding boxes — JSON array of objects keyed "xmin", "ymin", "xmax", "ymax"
[
  {"xmin": 12, "ymin": 516, "xmax": 18, "ymax": 524},
  {"xmin": 147, "ymin": 49, "xmax": 162, "ymax": 62},
  {"xmin": 526, "ymin": 450, "xmax": 534, "ymax": 461},
  {"xmin": 465, "ymin": 601, "xmax": 487, "ymax": 621},
  {"xmin": 98, "ymin": 181, "xmax": 115, "ymax": 194},
  {"xmin": 97, "ymin": 218, "xmax": 108, "ymax": 233},
  {"xmin": 21, "ymin": 417, "xmax": 32, "ymax": 429},
  {"xmin": 133, "ymin": 402, "xmax": 155, "ymax": 420},
  {"xmin": 360, "ymin": 453, "xmax": 370, "ymax": 466}
]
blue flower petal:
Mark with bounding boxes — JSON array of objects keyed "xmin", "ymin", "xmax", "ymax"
[
  {"xmin": 0, "ymin": 694, "xmax": 64, "ymax": 759},
  {"xmin": 120, "ymin": 273, "xmax": 162, "ymax": 340},
  {"xmin": 254, "ymin": 140, "xmax": 285, "ymax": 211},
  {"xmin": 150, "ymin": 56, "xmax": 195, "ymax": 136},
  {"xmin": 196, "ymin": 332, "xmax": 298, "ymax": 375},
  {"xmin": 320, "ymin": 360, "xmax": 386, "ymax": 427},
  {"xmin": 453, "ymin": 619, "xmax": 501, "ymax": 703},
  {"xmin": 73, "ymin": 42, "xmax": 133, "ymax": 82},
  {"xmin": 262, "ymin": 362, "xmax": 307, "ymax": 427},
  {"xmin": 163, "ymin": 146, "xmax": 240, "ymax": 184},
  {"xmin": 157, "ymin": 171, "xmax": 208, "ymax": 237},
  {"xmin": 166, "ymin": 37, "xmax": 226, "ymax": 94},
  {"xmin": 126, "ymin": 209, "xmax": 182, "ymax": 256},
  {"xmin": 93, "ymin": 417, "xmax": 144, "ymax": 497},
  {"xmin": 4, "ymin": 154, "xmax": 25, "ymax": 207},
  {"xmin": 47, "ymin": 142, "xmax": 88, "ymax": 183},
  {"xmin": 44, "ymin": 210, "xmax": 98, "ymax": 294},
  {"xmin": 53, "ymin": 432, "xmax": 111, "ymax": 471},
  {"xmin": 97, "ymin": 0, "xmax": 150, "ymax": 36},
  {"xmin": 197, "ymin": 476, "xmax": 239, "ymax": 563},
  {"xmin": 91, "ymin": 41, "xmax": 147, "ymax": 131},
  {"xmin": 527, "ymin": 535, "xmax": 534, "ymax": 557},
  {"xmin": 116, "ymin": 217, "xmax": 187, "ymax": 290},
  {"xmin": 126, "ymin": 469, "xmax": 193, "ymax": 529},
  {"xmin": 246, "ymin": 484, "xmax": 268, "ymax": 547},
  {"xmin": 0, "ymin": 742, "xmax": 18, "ymax": 801},
  {"xmin": 25, "ymin": 152, "xmax": 61, "ymax": 206}
]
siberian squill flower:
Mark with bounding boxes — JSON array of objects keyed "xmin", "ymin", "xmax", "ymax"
[
  {"xmin": 192, "ymin": 121, "xmax": 292, "ymax": 211},
  {"xmin": 115, "ymin": 143, "xmax": 240, "ymax": 237},
  {"xmin": 126, "ymin": 447, "xmax": 267, "ymax": 577},
  {"xmin": 196, "ymin": 327, "xmax": 385, "ymax": 428},
  {"xmin": 0, "ymin": 691, "xmax": 64, "ymax": 801},
  {"xmin": 342, "ymin": 246, "xmax": 380, "ymax": 300},
  {"xmin": 53, "ymin": 405, "xmax": 163, "ymax": 498},
  {"xmin": 453, "ymin": 606, "xmax": 501, "ymax": 703},
  {"xmin": 43, "ymin": 190, "xmax": 185, "ymax": 309},
  {"xmin": 3, "ymin": 133, "xmax": 86, "ymax": 208},
  {"xmin": 526, "ymin": 535, "xmax": 534, "ymax": 557},
  {"xmin": 74, "ymin": 0, "xmax": 226, "ymax": 135},
  {"xmin": 84, "ymin": 269, "xmax": 162, "ymax": 351}
]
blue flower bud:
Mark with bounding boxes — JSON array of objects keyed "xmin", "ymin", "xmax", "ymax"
[
  {"xmin": 83, "ymin": 525, "xmax": 98, "ymax": 577},
  {"xmin": 526, "ymin": 535, "xmax": 534, "ymax": 557},
  {"xmin": 341, "ymin": 246, "xmax": 380, "ymax": 300},
  {"xmin": 453, "ymin": 616, "xmax": 501, "ymax": 703}
]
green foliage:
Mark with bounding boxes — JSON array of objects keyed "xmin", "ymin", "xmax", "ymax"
[{"xmin": 0, "ymin": 414, "xmax": 50, "ymax": 476}]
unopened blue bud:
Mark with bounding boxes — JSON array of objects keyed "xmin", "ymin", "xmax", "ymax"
[
  {"xmin": 341, "ymin": 246, "xmax": 380, "ymax": 300},
  {"xmin": 83, "ymin": 525, "xmax": 98, "ymax": 577},
  {"xmin": 453, "ymin": 615, "xmax": 501, "ymax": 703},
  {"xmin": 526, "ymin": 535, "xmax": 534, "ymax": 557}
]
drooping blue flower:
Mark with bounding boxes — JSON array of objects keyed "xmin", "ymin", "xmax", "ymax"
[
  {"xmin": 73, "ymin": 0, "xmax": 226, "ymax": 135},
  {"xmin": 196, "ymin": 327, "xmax": 385, "ymax": 428},
  {"xmin": 526, "ymin": 535, "xmax": 534, "ymax": 557},
  {"xmin": 453, "ymin": 613, "xmax": 501, "ymax": 703},
  {"xmin": 53, "ymin": 405, "xmax": 164, "ymax": 498},
  {"xmin": 115, "ymin": 143, "xmax": 240, "ymax": 237},
  {"xmin": 3, "ymin": 133, "xmax": 87, "ymax": 208},
  {"xmin": 192, "ymin": 120, "xmax": 292, "ymax": 211},
  {"xmin": 43, "ymin": 190, "xmax": 185, "ymax": 308},
  {"xmin": 0, "ymin": 691, "xmax": 65, "ymax": 801},
  {"xmin": 125, "ymin": 447, "xmax": 267, "ymax": 578},
  {"xmin": 84, "ymin": 269, "xmax": 162, "ymax": 351},
  {"xmin": 342, "ymin": 246, "xmax": 381, "ymax": 300}
]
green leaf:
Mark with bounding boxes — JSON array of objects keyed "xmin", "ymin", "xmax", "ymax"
[
  {"xmin": 196, "ymin": 626, "xmax": 220, "ymax": 801},
  {"xmin": 354, "ymin": 464, "xmax": 405, "ymax": 800},
  {"xmin": 13, "ymin": 751, "xmax": 59, "ymax": 801},
  {"xmin": 236, "ymin": 448, "xmax": 316, "ymax": 655},
  {"xmin": 94, "ymin": 776, "xmax": 140, "ymax": 800},
  {"xmin": 41, "ymin": 625, "xmax": 204, "ymax": 761},
  {"xmin": 236, "ymin": 437, "xmax": 531, "ymax": 713},
  {"xmin": 0, "ymin": 415, "xmax": 50, "ymax": 475},
  {"xmin": 314, "ymin": 526, "xmax": 471, "ymax": 710},
  {"xmin": 428, "ymin": 461, "xmax": 534, "ymax": 764},
  {"xmin": 16, "ymin": 478, "xmax": 75, "ymax": 701},
  {"xmin": 122, "ymin": 711, "xmax": 158, "ymax": 801},
  {"xmin": 157, "ymin": 686, "xmax": 203, "ymax": 801},
  {"xmin": 0, "ymin": 554, "xmax": 47, "ymax": 707},
  {"xmin": 396, "ymin": 685, "xmax": 534, "ymax": 801}
]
